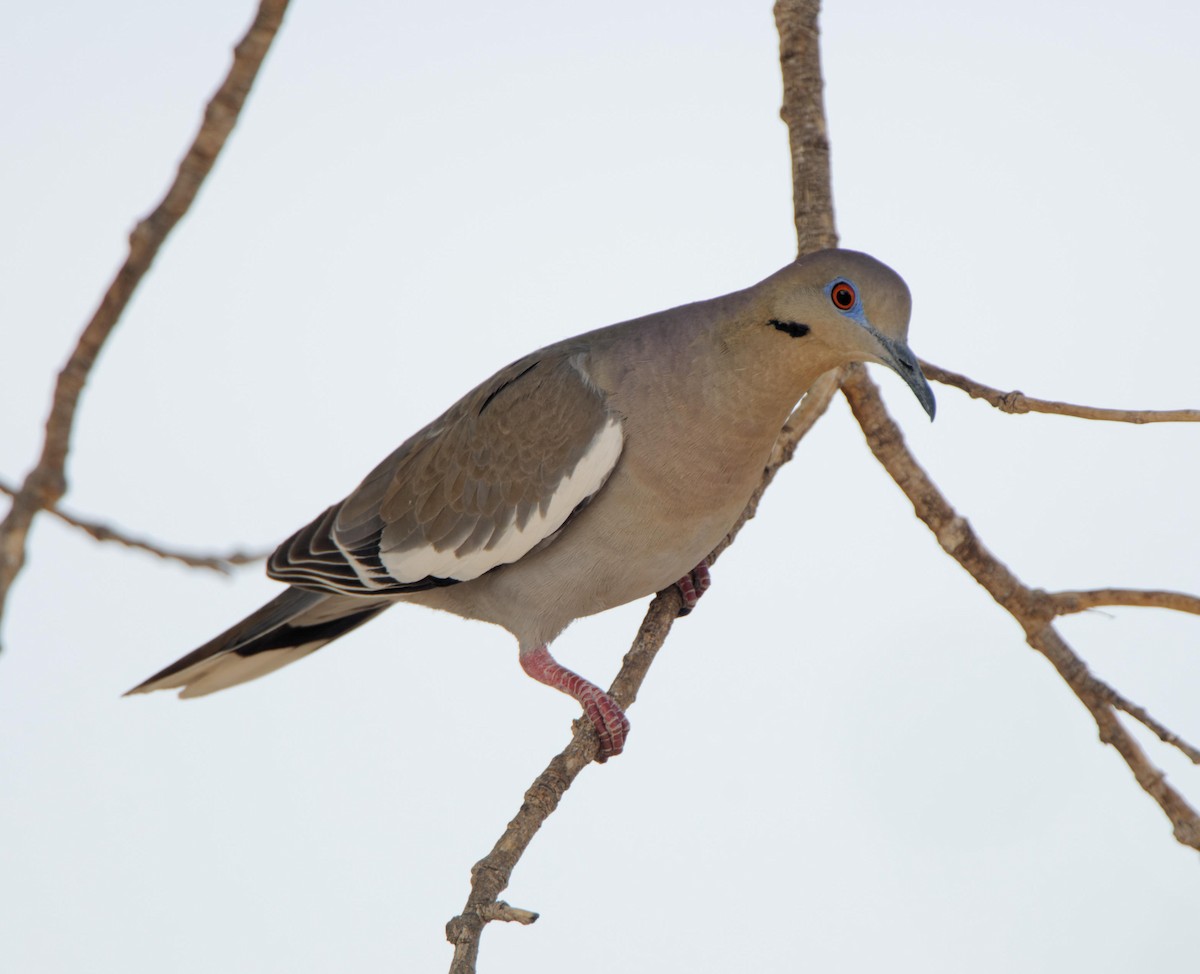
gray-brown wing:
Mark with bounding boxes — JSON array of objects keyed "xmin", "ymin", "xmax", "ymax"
[{"xmin": 268, "ymin": 352, "xmax": 624, "ymax": 595}]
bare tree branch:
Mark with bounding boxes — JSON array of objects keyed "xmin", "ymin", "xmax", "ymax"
[
  {"xmin": 1049, "ymin": 588, "xmax": 1200, "ymax": 618},
  {"xmin": 922, "ymin": 360, "xmax": 1200, "ymax": 423},
  {"xmin": 0, "ymin": 478, "xmax": 265, "ymax": 573},
  {"xmin": 0, "ymin": 0, "xmax": 290, "ymax": 644},
  {"xmin": 840, "ymin": 364, "xmax": 1200, "ymax": 849}
]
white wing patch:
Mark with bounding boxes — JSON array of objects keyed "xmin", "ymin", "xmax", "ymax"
[{"xmin": 380, "ymin": 416, "xmax": 624, "ymax": 583}]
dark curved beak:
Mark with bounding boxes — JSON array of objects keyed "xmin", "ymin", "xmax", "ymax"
[{"xmin": 875, "ymin": 335, "xmax": 936, "ymax": 420}]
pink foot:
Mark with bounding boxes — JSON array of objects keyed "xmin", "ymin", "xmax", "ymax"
[
  {"xmin": 675, "ymin": 560, "xmax": 712, "ymax": 616},
  {"xmin": 519, "ymin": 644, "xmax": 630, "ymax": 762}
]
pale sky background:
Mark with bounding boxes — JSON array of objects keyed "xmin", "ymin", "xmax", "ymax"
[{"xmin": 3, "ymin": 2, "xmax": 1199, "ymax": 972}]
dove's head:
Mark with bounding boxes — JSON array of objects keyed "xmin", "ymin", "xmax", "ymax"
[{"xmin": 754, "ymin": 248, "xmax": 935, "ymax": 419}]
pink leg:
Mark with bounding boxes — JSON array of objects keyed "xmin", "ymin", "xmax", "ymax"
[
  {"xmin": 675, "ymin": 559, "xmax": 712, "ymax": 616},
  {"xmin": 520, "ymin": 644, "xmax": 630, "ymax": 762}
]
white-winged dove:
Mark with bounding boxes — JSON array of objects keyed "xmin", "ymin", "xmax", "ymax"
[{"xmin": 127, "ymin": 248, "xmax": 935, "ymax": 760}]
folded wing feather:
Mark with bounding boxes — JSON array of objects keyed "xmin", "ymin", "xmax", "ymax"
[{"xmin": 268, "ymin": 351, "xmax": 623, "ymax": 595}]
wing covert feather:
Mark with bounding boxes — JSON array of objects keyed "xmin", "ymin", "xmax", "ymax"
[{"xmin": 268, "ymin": 351, "xmax": 623, "ymax": 594}]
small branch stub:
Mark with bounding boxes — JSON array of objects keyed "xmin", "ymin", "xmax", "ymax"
[{"xmin": 479, "ymin": 902, "xmax": 539, "ymax": 925}]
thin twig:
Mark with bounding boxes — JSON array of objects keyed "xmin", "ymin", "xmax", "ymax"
[
  {"xmin": 921, "ymin": 360, "xmax": 1200, "ymax": 423},
  {"xmin": 841, "ymin": 365, "xmax": 1200, "ymax": 849},
  {"xmin": 1108, "ymin": 695, "xmax": 1200, "ymax": 765},
  {"xmin": 0, "ymin": 0, "xmax": 290, "ymax": 644},
  {"xmin": 0, "ymin": 478, "xmax": 265, "ymax": 573},
  {"xmin": 1049, "ymin": 588, "xmax": 1200, "ymax": 618}
]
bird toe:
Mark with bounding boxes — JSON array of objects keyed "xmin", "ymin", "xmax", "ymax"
[
  {"xmin": 581, "ymin": 687, "xmax": 630, "ymax": 762},
  {"xmin": 674, "ymin": 560, "xmax": 712, "ymax": 616}
]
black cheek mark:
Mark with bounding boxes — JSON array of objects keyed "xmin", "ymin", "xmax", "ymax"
[{"xmin": 768, "ymin": 319, "xmax": 810, "ymax": 339}]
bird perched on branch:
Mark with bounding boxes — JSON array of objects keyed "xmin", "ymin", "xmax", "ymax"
[{"xmin": 127, "ymin": 248, "xmax": 935, "ymax": 761}]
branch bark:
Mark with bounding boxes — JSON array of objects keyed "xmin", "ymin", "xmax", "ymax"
[{"xmin": 0, "ymin": 0, "xmax": 290, "ymax": 644}]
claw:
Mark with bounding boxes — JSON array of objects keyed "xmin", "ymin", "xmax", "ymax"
[
  {"xmin": 675, "ymin": 559, "xmax": 712, "ymax": 616},
  {"xmin": 578, "ymin": 686, "xmax": 631, "ymax": 762},
  {"xmin": 520, "ymin": 644, "xmax": 630, "ymax": 761}
]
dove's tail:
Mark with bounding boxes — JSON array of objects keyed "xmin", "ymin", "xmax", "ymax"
[{"xmin": 124, "ymin": 587, "xmax": 391, "ymax": 698}]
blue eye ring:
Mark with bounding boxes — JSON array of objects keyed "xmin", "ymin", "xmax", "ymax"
[{"xmin": 830, "ymin": 280, "xmax": 857, "ymax": 311}]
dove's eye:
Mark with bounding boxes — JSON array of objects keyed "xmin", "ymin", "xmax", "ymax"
[{"xmin": 830, "ymin": 281, "xmax": 857, "ymax": 311}]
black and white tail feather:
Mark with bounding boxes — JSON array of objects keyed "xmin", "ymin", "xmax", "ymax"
[{"xmin": 124, "ymin": 589, "xmax": 392, "ymax": 698}]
